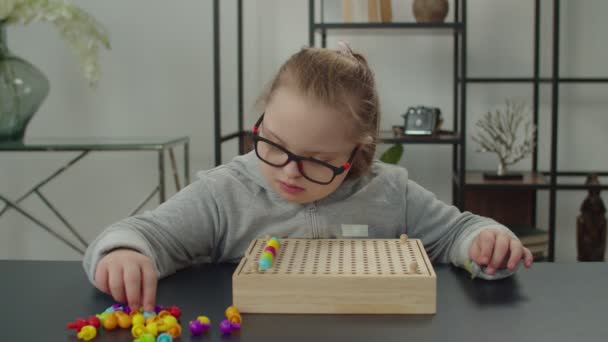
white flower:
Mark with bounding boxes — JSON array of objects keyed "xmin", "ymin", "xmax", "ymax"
[
  {"xmin": 0, "ymin": 0, "xmax": 17, "ymax": 20},
  {"xmin": 1, "ymin": 0, "xmax": 110, "ymax": 86}
]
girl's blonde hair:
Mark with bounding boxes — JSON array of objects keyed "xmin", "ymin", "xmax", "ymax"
[{"xmin": 256, "ymin": 45, "xmax": 380, "ymax": 179}]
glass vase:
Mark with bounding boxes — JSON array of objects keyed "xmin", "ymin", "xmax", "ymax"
[{"xmin": 0, "ymin": 21, "xmax": 50, "ymax": 141}]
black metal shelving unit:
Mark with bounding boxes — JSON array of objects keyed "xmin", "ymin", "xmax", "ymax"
[
  {"xmin": 309, "ymin": 0, "xmax": 468, "ymax": 211},
  {"xmin": 455, "ymin": 0, "xmax": 608, "ymax": 261},
  {"xmin": 213, "ymin": 0, "xmax": 246, "ymax": 167},
  {"xmin": 214, "ymin": 0, "xmax": 608, "ymax": 262}
]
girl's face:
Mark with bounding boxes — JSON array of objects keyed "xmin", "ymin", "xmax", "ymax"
[{"xmin": 257, "ymin": 86, "xmax": 357, "ymax": 204}]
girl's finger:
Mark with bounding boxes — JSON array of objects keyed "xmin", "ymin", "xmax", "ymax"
[
  {"xmin": 487, "ymin": 234, "xmax": 509, "ymax": 274},
  {"xmin": 523, "ymin": 247, "xmax": 534, "ymax": 267},
  {"xmin": 142, "ymin": 263, "xmax": 158, "ymax": 313},
  {"xmin": 469, "ymin": 237, "xmax": 482, "ymax": 263},
  {"xmin": 123, "ymin": 263, "xmax": 142, "ymax": 311},
  {"xmin": 108, "ymin": 265, "xmax": 126, "ymax": 304},
  {"xmin": 478, "ymin": 231, "xmax": 496, "ymax": 265},
  {"xmin": 507, "ymin": 239, "xmax": 524, "ymax": 270}
]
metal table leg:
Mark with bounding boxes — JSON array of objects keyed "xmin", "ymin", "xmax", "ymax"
[
  {"xmin": 158, "ymin": 149, "xmax": 166, "ymax": 203},
  {"xmin": 0, "ymin": 194, "xmax": 85, "ymax": 255},
  {"xmin": 185, "ymin": 141, "xmax": 190, "ymax": 185},
  {"xmin": 169, "ymin": 148, "xmax": 180, "ymax": 191},
  {"xmin": 0, "ymin": 151, "xmax": 90, "ymax": 249},
  {"xmin": 131, "ymin": 141, "xmax": 189, "ymax": 215}
]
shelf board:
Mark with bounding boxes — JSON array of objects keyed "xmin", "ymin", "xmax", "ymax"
[
  {"xmin": 464, "ymin": 77, "xmax": 546, "ymax": 83},
  {"xmin": 544, "ymin": 171, "xmax": 608, "ymax": 176},
  {"xmin": 558, "ymin": 77, "xmax": 608, "ymax": 83},
  {"xmin": 539, "ymin": 171, "xmax": 608, "ymax": 190},
  {"xmin": 553, "ymin": 184, "xmax": 608, "ymax": 191},
  {"xmin": 461, "ymin": 171, "xmax": 548, "ymax": 189},
  {"xmin": 463, "ymin": 77, "xmax": 608, "ymax": 83},
  {"xmin": 313, "ymin": 22, "xmax": 463, "ymax": 30},
  {"xmin": 456, "ymin": 171, "xmax": 608, "ymax": 190},
  {"xmin": 378, "ymin": 131, "xmax": 460, "ymax": 144}
]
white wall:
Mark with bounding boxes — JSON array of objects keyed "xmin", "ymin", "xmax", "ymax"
[{"xmin": 0, "ymin": 0, "xmax": 606, "ymax": 262}]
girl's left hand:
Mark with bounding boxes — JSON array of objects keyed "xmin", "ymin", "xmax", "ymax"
[{"xmin": 469, "ymin": 228, "xmax": 534, "ymax": 275}]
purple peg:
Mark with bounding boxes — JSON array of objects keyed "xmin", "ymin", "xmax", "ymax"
[{"xmin": 219, "ymin": 319, "xmax": 232, "ymax": 334}]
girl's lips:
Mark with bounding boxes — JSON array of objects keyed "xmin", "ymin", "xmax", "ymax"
[{"xmin": 278, "ymin": 180, "xmax": 305, "ymax": 194}]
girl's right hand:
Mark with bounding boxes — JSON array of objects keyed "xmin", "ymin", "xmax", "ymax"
[{"xmin": 94, "ymin": 249, "xmax": 158, "ymax": 312}]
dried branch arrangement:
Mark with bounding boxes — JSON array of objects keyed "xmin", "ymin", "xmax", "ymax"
[{"xmin": 472, "ymin": 99, "xmax": 536, "ymax": 175}]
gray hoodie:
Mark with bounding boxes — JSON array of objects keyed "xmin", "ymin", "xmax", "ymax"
[{"xmin": 83, "ymin": 151, "xmax": 517, "ymax": 282}]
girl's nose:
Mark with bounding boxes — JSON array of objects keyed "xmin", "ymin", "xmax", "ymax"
[{"xmin": 283, "ymin": 160, "xmax": 302, "ymax": 179}]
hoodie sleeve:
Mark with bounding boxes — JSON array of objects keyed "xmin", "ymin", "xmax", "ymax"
[
  {"xmin": 82, "ymin": 176, "xmax": 224, "ymax": 285},
  {"xmin": 403, "ymin": 175, "xmax": 519, "ymax": 280}
]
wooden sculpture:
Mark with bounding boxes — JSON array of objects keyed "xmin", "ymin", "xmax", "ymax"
[{"xmin": 576, "ymin": 174, "xmax": 606, "ymax": 261}]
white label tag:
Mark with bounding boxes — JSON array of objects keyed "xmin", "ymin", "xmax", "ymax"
[{"xmin": 341, "ymin": 224, "xmax": 369, "ymax": 237}]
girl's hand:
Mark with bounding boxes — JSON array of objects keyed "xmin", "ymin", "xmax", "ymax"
[
  {"xmin": 94, "ymin": 249, "xmax": 158, "ymax": 312},
  {"xmin": 469, "ymin": 228, "xmax": 534, "ymax": 275}
]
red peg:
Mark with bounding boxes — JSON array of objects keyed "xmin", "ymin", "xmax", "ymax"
[
  {"xmin": 87, "ymin": 315, "xmax": 101, "ymax": 328},
  {"xmin": 167, "ymin": 305, "xmax": 182, "ymax": 319},
  {"xmin": 67, "ymin": 318, "xmax": 87, "ymax": 332}
]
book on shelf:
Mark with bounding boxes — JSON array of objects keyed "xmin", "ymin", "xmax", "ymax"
[
  {"xmin": 526, "ymin": 242, "xmax": 548, "ymax": 255},
  {"xmin": 507, "ymin": 225, "xmax": 549, "ymax": 259},
  {"xmin": 508, "ymin": 225, "xmax": 549, "ymax": 246},
  {"xmin": 342, "ymin": 0, "xmax": 392, "ymax": 23}
]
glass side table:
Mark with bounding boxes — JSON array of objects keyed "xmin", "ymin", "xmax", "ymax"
[{"xmin": 0, "ymin": 137, "xmax": 190, "ymax": 255}]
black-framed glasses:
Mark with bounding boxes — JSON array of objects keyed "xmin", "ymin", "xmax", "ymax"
[{"xmin": 252, "ymin": 113, "xmax": 358, "ymax": 185}]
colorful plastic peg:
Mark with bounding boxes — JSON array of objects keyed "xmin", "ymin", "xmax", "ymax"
[
  {"xmin": 157, "ymin": 332, "xmax": 173, "ymax": 342},
  {"xmin": 86, "ymin": 315, "xmax": 100, "ymax": 328},
  {"xmin": 189, "ymin": 320, "xmax": 204, "ymax": 336},
  {"xmin": 143, "ymin": 311, "xmax": 156, "ymax": 320},
  {"xmin": 225, "ymin": 306, "xmax": 242, "ymax": 324},
  {"xmin": 134, "ymin": 333, "xmax": 155, "ymax": 342},
  {"xmin": 268, "ymin": 237, "xmax": 280, "ymax": 250},
  {"xmin": 116, "ymin": 311, "xmax": 132, "ymax": 329},
  {"xmin": 166, "ymin": 323, "xmax": 182, "ymax": 338},
  {"xmin": 258, "ymin": 256, "xmax": 272, "ymax": 270},
  {"xmin": 76, "ymin": 325, "xmax": 97, "ymax": 341},
  {"xmin": 132, "ymin": 324, "xmax": 147, "ymax": 338},
  {"xmin": 197, "ymin": 316, "xmax": 211, "ymax": 330},
  {"xmin": 219, "ymin": 319, "xmax": 233, "ymax": 335},
  {"xmin": 146, "ymin": 322, "xmax": 159, "ymax": 337},
  {"xmin": 167, "ymin": 305, "xmax": 182, "ymax": 319},
  {"xmin": 67, "ymin": 318, "xmax": 87, "ymax": 332},
  {"xmin": 102, "ymin": 312, "xmax": 118, "ymax": 331},
  {"xmin": 132, "ymin": 312, "xmax": 145, "ymax": 326},
  {"xmin": 264, "ymin": 245, "xmax": 277, "ymax": 256}
]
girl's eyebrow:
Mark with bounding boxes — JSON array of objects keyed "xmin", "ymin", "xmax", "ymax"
[
  {"xmin": 262, "ymin": 125, "xmax": 339, "ymax": 156},
  {"xmin": 262, "ymin": 125, "xmax": 286, "ymax": 145}
]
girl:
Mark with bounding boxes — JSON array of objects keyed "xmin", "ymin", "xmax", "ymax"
[{"xmin": 84, "ymin": 44, "xmax": 533, "ymax": 313}]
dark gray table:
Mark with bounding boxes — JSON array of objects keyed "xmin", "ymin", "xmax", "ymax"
[{"xmin": 1, "ymin": 260, "xmax": 606, "ymax": 341}]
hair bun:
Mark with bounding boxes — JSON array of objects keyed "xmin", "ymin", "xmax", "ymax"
[{"xmin": 337, "ymin": 40, "xmax": 355, "ymax": 57}]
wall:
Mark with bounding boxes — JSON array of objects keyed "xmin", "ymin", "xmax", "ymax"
[{"xmin": 0, "ymin": 0, "xmax": 606, "ymax": 262}]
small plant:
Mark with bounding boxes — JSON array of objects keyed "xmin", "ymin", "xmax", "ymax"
[
  {"xmin": 472, "ymin": 99, "xmax": 536, "ymax": 176},
  {"xmin": 380, "ymin": 143, "xmax": 403, "ymax": 164}
]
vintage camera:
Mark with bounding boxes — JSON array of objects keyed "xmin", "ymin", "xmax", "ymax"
[{"xmin": 402, "ymin": 106, "xmax": 442, "ymax": 135}]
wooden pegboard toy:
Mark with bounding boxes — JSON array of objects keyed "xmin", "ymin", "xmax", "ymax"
[{"xmin": 232, "ymin": 235, "xmax": 436, "ymax": 314}]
